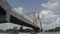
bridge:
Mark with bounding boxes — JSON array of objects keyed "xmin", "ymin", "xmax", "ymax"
[{"xmin": 0, "ymin": 0, "xmax": 40, "ymax": 32}]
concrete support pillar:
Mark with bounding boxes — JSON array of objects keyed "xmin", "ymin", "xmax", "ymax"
[{"xmin": 6, "ymin": 11, "xmax": 10, "ymax": 22}]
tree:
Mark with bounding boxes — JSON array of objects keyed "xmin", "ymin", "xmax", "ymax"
[
  {"xmin": 24, "ymin": 28, "xmax": 32, "ymax": 32},
  {"xmin": 55, "ymin": 27, "xmax": 60, "ymax": 31},
  {"xmin": 45, "ymin": 30, "xmax": 48, "ymax": 32},
  {"xmin": 0, "ymin": 29, "xmax": 4, "ymax": 32},
  {"xmin": 47, "ymin": 29, "xmax": 55, "ymax": 32},
  {"xmin": 6, "ymin": 26, "xmax": 18, "ymax": 32},
  {"xmin": 19, "ymin": 26, "xmax": 23, "ymax": 32},
  {"xmin": 13, "ymin": 27, "xmax": 18, "ymax": 30},
  {"xmin": 18, "ymin": 26, "xmax": 32, "ymax": 32},
  {"xmin": 6, "ymin": 29, "xmax": 13, "ymax": 32},
  {"xmin": 12, "ymin": 27, "xmax": 18, "ymax": 34}
]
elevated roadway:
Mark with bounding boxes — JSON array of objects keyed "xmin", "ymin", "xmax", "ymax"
[{"xmin": 0, "ymin": 0, "xmax": 40, "ymax": 32}]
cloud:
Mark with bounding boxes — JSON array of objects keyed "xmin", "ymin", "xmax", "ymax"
[
  {"xmin": 41, "ymin": 0, "xmax": 60, "ymax": 15},
  {"xmin": 40, "ymin": 10, "xmax": 54, "ymax": 23},
  {"xmin": 40, "ymin": 0, "xmax": 60, "ymax": 30},
  {"xmin": 0, "ymin": 23, "xmax": 20, "ymax": 30},
  {"xmin": 13, "ymin": 7, "xmax": 24, "ymax": 15},
  {"xmin": 40, "ymin": 10, "xmax": 53, "ymax": 18},
  {"xmin": 14, "ymin": 7, "xmax": 23, "ymax": 13},
  {"xmin": 45, "ymin": 16, "xmax": 60, "ymax": 29},
  {"xmin": 41, "ymin": 0, "xmax": 59, "ymax": 10}
]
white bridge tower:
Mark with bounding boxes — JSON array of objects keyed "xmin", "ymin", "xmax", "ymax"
[{"xmin": 33, "ymin": 12, "xmax": 43, "ymax": 31}]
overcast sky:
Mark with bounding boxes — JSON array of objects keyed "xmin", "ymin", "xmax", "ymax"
[{"xmin": 0, "ymin": 0, "xmax": 60, "ymax": 30}]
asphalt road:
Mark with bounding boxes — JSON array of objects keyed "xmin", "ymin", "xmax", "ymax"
[{"xmin": 0, "ymin": 32, "xmax": 60, "ymax": 34}]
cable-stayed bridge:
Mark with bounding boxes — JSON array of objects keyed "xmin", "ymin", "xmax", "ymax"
[{"xmin": 0, "ymin": 0, "xmax": 41, "ymax": 32}]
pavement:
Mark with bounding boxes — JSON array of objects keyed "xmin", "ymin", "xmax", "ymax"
[{"xmin": 0, "ymin": 32, "xmax": 60, "ymax": 34}]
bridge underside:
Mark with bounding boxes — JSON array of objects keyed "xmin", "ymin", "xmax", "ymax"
[
  {"xmin": 10, "ymin": 15, "xmax": 40, "ymax": 32},
  {"xmin": 0, "ymin": 6, "xmax": 7, "ymax": 23},
  {"xmin": 0, "ymin": 6, "xmax": 40, "ymax": 32}
]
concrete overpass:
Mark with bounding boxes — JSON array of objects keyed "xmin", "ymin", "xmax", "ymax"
[{"xmin": 0, "ymin": 0, "xmax": 40, "ymax": 32}]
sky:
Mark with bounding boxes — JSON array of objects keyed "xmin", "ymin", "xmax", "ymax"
[
  {"xmin": 7, "ymin": 0, "xmax": 49, "ymax": 13},
  {"xmin": 0, "ymin": 0, "xmax": 60, "ymax": 30}
]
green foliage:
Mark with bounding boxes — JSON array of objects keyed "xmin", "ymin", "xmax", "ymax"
[
  {"xmin": 0, "ymin": 26, "xmax": 32, "ymax": 33},
  {"xmin": 19, "ymin": 26, "xmax": 23, "ymax": 32},
  {"xmin": 45, "ymin": 27, "xmax": 60, "ymax": 32},
  {"xmin": 0, "ymin": 29, "xmax": 4, "ymax": 32},
  {"xmin": 19, "ymin": 26, "xmax": 32, "ymax": 32},
  {"xmin": 23, "ymin": 28, "xmax": 32, "ymax": 32},
  {"xmin": 5, "ymin": 27, "xmax": 18, "ymax": 33},
  {"xmin": 55, "ymin": 27, "xmax": 60, "ymax": 31},
  {"xmin": 48, "ymin": 29, "xmax": 55, "ymax": 32},
  {"xmin": 6, "ymin": 29, "xmax": 13, "ymax": 32},
  {"xmin": 45, "ymin": 30, "xmax": 48, "ymax": 32}
]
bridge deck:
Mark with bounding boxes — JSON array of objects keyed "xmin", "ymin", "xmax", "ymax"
[{"xmin": 0, "ymin": 0, "xmax": 40, "ymax": 32}]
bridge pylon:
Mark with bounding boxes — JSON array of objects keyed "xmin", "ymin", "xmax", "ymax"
[{"xmin": 33, "ymin": 12, "xmax": 43, "ymax": 32}]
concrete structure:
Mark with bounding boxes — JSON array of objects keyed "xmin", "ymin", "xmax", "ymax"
[
  {"xmin": 33, "ymin": 12, "xmax": 43, "ymax": 32},
  {"xmin": 0, "ymin": 0, "xmax": 40, "ymax": 32}
]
